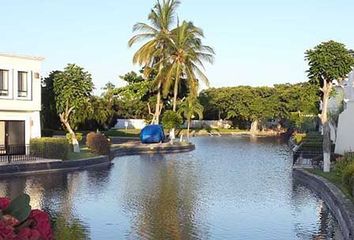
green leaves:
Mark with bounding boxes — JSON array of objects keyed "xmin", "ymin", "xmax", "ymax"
[
  {"xmin": 162, "ymin": 110, "xmax": 183, "ymax": 129},
  {"xmin": 3, "ymin": 194, "xmax": 31, "ymax": 222},
  {"xmin": 177, "ymin": 97, "xmax": 204, "ymax": 122},
  {"xmin": 198, "ymin": 83, "xmax": 320, "ymax": 129},
  {"xmin": 305, "ymin": 40, "xmax": 354, "ymax": 86},
  {"xmin": 53, "ymin": 64, "xmax": 94, "ymax": 129}
]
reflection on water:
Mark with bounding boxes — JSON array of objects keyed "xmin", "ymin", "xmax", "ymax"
[{"xmin": 0, "ymin": 136, "xmax": 342, "ymax": 239}]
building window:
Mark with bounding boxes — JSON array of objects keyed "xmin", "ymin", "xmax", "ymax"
[
  {"xmin": 18, "ymin": 71, "xmax": 28, "ymax": 97},
  {"xmin": 0, "ymin": 69, "xmax": 9, "ymax": 96}
]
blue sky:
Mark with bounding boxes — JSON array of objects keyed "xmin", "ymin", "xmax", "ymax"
[{"xmin": 1, "ymin": 0, "xmax": 354, "ymax": 94}]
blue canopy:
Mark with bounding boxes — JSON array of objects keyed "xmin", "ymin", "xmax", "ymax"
[{"xmin": 140, "ymin": 125, "xmax": 165, "ymax": 143}]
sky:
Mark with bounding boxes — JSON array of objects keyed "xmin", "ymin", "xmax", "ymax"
[{"xmin": 1, "ymin": 0, "xmax": 354, "ymax": 94}]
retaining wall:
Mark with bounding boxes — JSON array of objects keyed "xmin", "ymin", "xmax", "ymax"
[
  {"xmin": 112, "ymin": 143, "xmax": 195, "ymax": 157},
  {"xmin": 0, "ymin": 156, "xmax": 110, "ymax": 177},
  {"xmin": 293, "ymin": 169, "xmax": 354, "ymax": 240}
]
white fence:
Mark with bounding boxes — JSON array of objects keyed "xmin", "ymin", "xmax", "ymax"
[
  {"xmin": 114, "ymin": 119, "xmax": 232, "ymax": 129},
  {"xmin": 114, "ymin": 119, "xmax": 147, "ymax": 129}
]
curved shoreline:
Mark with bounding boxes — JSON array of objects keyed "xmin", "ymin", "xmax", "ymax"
[
  {"xmin": 293, "ymin": 168, "xmax": 354, "ymax": 240},
  {"xmin": 112, "ymin": 142, "xmax": 195, "ymax": 157},
  {"xmin": 0, "ymin": 143, "xmax": 195, "ymax": 176}
]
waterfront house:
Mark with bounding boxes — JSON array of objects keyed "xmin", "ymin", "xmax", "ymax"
[
  {"xmin": 334, "ymin": 70, "xmax": 354, "ymax": 155},
  {"xmin": 0, "ymin": 53, "xmax": 44, "ymax": 154}
]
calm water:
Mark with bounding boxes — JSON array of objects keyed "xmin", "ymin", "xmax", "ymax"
[{"xmin": 0, "ymin": 136, "xmax": 342, "ymax": 239}]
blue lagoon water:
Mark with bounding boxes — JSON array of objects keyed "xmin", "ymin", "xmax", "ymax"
[{"xmin": 0, "ymin": 136, "xmax": 342, "ymax": 239}]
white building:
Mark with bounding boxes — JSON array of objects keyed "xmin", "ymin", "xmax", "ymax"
[
  {"xmin": 0, "ymin": 53, "xmax": 44, "ymax": 153},
  {"xmin": 334, "ymin": 70, "xmax": 354, "ymax": 155}
]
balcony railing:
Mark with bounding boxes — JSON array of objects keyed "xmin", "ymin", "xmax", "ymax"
[{"xmin": 0, "ymin": 145, "xmax": 37, "ymax": 163}]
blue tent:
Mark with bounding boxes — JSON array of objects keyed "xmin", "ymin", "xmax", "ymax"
[{"xmin": 140, "ymin": 125, "xmax": 165, "ymax": 143}]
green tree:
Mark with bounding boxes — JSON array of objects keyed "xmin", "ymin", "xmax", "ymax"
[
  {"xmin": 162, "ymin": 110, "xmax": 183, "ymax": 141},
  {"xmin": 163, "ymin": 21, "xmax": 214, "ymax": 111},
  {"xmin": 41, "ymin": 71, "xmax": 61, "ymax": 130},
  {"xmin": 177, "ymin": 97, "xmax": 203, "ymax": 140},
  {"xmin": 129, "ymin": 0, "xmax": 180, "ymax": 124},
  {"xmin": 161, "ymin": 20, "xmax": 214, "ymax": 140},
  {"xmin": 114, "ymin": 71, "xmax": 155, "ymax": 120},
  {"xmin": 305, "ymin": 40, "xmax": 354, "ymax": 172},
  {"xmin": 53, "ymin": 64, "xmax": 94, "ymax": 152}
]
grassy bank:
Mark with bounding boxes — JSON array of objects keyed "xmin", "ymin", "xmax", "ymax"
[
  {"xmin": 67, "ymin": 147, "xmax": 97, "ymax": 160},
  {"xmin": 308, "ymin": 169, "xmax": 353, "ymax": 200},
  {"xmin": 307, "ymin": 158, "xmax": 354, "ymax": 203}
]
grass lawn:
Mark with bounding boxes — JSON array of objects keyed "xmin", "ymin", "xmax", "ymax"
[
  {"xmin": 67, "ymin": 147, "xmax": 97, "ymax": 160},
  {"xmin": 307, "ymin": 168, "xmax": 354, "ymax": 202}
]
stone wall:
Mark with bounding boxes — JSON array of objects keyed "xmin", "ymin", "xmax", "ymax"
[{"xmin": 293, "ymin": 169, "xmax": 354, "ymax": 240}]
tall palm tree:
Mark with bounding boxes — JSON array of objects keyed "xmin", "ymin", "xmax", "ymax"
[
  {"xmin": 178, "ymin": 97, "xmax": 204, "ymax": 141},
  {"xmin": 128, "ymin": 0, "xmax": 180, "ymax": 124},
  {"xmin": 163, "ymin": 21, "xmax": 215, "ymax": 112}
]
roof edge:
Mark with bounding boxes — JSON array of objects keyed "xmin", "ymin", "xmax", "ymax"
[{"xmin": 0, "ymin": 53, "xmax": 45, "ymax": 61}]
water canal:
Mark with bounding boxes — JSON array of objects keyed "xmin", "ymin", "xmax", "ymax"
[{"xmin": 0, "ymin": 136, "xmax": 342, "ymax": 239}]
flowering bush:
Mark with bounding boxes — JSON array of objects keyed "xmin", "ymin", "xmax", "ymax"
[{"xmin": 0, "ymin": 194, "xmax": 53, "ymax": 240}]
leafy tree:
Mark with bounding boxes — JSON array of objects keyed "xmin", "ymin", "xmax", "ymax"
[
  {"xmin": 162, "ymin": 110, "xmax": 183, "ymax": 141},
  {"xmin": 199, "ymin": 83, "xmax": 320, "ymax": 131},
  {"xmin": 53, "ymin": 64, "xmax": 94, "ymax": 152},
  {"xmin": 129, "ymin": 0, "xmax": 180, "ymax": 124},
  {"xmin": 305, "ymin": 40, "xmax": 354, "ymax": 172},
  {"xmin": 177, "ymin": 97, "xmax": 203, "ymax": 140},
  {"xmin": 41, "ymin": 71, "xmax": 61, "ymax": 130},
  {"xmin": 114, "ymin": 71, "xmax": 155, "ymax": 120}
]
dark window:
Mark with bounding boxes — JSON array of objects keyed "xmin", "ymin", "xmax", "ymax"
[
  {"xmin": 18, "ymin": 71, "xmax": 28, "ymax": 97},
  {"xmin": 0, "ymin": 69, "xmax": 9, "ymax": 96}
]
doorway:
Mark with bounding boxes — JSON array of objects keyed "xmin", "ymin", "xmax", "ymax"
[{"xmin": 0, "ymin": 120, "xmax": 25, "ymax": 155}]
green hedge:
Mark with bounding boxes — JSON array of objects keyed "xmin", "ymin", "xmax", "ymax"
[{"xmin": 30, "ymin": 138, "xmax": 69, "ymax": 160}]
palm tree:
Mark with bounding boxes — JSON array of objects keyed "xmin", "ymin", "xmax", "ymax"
[
  {"xmin": 128, "ymin": 0, "xmax": 180, "ymax": 124},
  {"xmin": 163, "ymin": 21, "xmax": 215, "ymax": 111},
  {"xmin": 178, "ymin": 97, "xmax": 204, "ymax": 141}
]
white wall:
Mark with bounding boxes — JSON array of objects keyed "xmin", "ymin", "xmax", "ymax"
[
  {"xmin": 0, "ymin": 54, "xmax": 43, "ymax": 111},
  {"xmin": 115, "ymin": 119, "xmax": 147, "ymax": 129},
  {"xmin": 335, "ymin": 101, "xmax": 354, "ymax": 155},
  {"xmin": 114, "ymin": 119, "xmax": 232, "ymax": 129},
  {"xmin": 0, "ymin": 53, "xmax": 43, "ymax": 144}
]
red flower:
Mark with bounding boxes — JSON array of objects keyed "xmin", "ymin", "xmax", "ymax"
[
  {"xmin": 0, "ymin": 219, "xmax": 16, "ymax": 240},
  {"xmin": 28, "ymin": 210, "xmax": 53, "ymax": 240},
  {"xmin": 0, "ymin": 197, "xmax": 10, "ymax": 210},
  {"xmin": 16, "ymin": 228, "xmax": 42, "ymax": 240},
  {"xmin": 2, "ymin": 215, "xmax": 20, "ymax": 227}
]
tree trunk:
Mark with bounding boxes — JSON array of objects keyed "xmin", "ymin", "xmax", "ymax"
[
  {"xmin": 154, "ymin": 80, "xmax": 162, "ymax": 124},
  {"xmin": 172, "ymin": 65, "xmax": 181, "ymax": 112},
  {"xmin": 250, "ymin": 120, "xmax": 258, "ymax": 134},
  {"xmin": 169, "ymin": 128, "xmax": 175, "ymax": 143},
  {"xmin": 63, "ymin": 120, "xmax": 80, "ymax": 153},
  {"xmin": 321, "ymin": 83, "xmax": 332, "ymax": 172},
  {"xmin": 187, "ymin": 120, "xmax": 190, "ymax": 142}
]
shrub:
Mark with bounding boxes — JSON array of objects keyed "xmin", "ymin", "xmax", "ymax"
[
  {"xmin": 41, "ymin": 129, "xmax": 54, "ymax": 137},
  {"xmin": 293, "ymin": 133, "xmax": 306, "ymax": 144},
  {"xmin": 161, "ymin": 110, "xmax": 183, "ymax": 130},
  {"xmin": 342, "ymin": 162, "xmax": 354, "ymax": 195},
  {"xmin": 66, "ymin": 133, "xmax": 83, "ymax": 144},
  {"xmin": 86, "ymin": 132, "xmax": 110, "ymax": 155},
  {"xmin": 30, "ymin": 137, "xmax": 69, "ymax": 160},
  {"xmin": 335, "ymin": 154, "xmax": 354, "ymax": 176}
]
